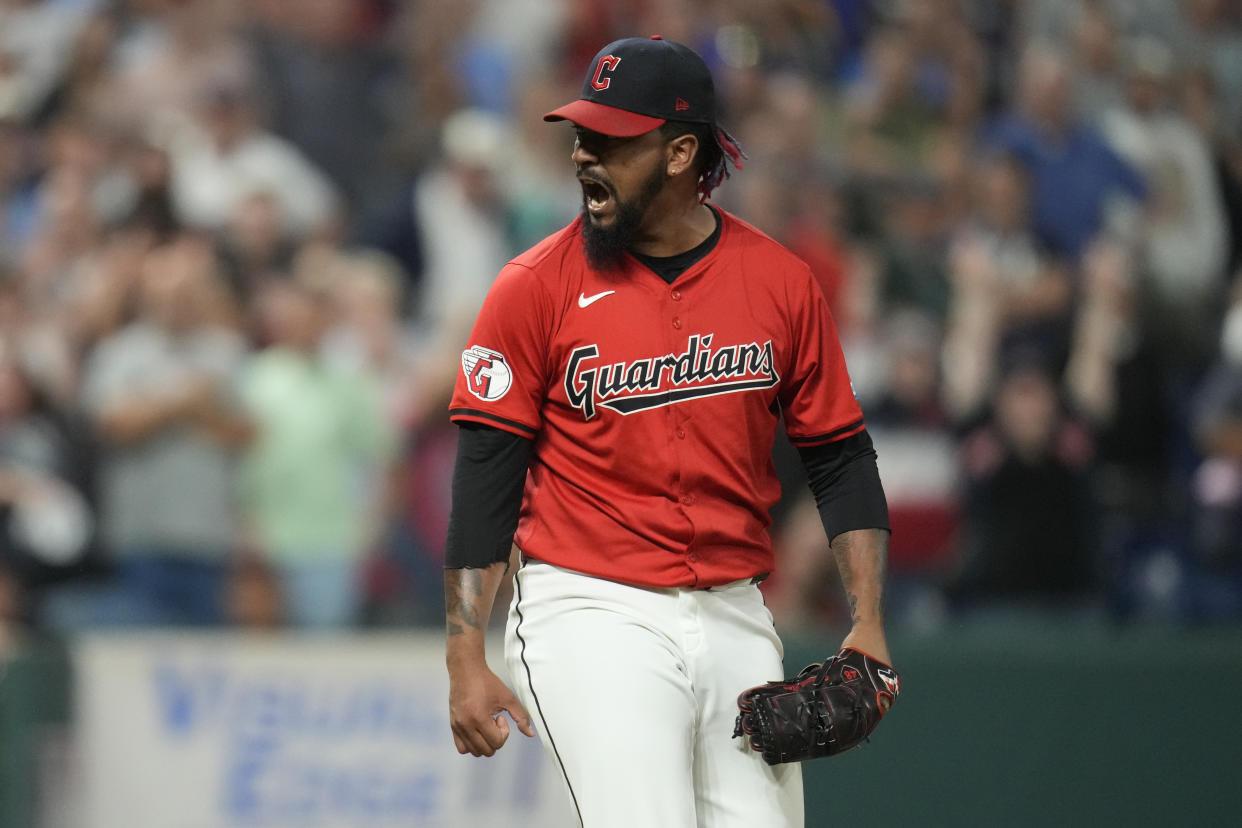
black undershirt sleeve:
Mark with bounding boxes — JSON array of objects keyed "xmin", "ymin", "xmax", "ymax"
[
  {"xmin": 797, "ymin": 429, "xmax": 891, "ymax": 543},
  {"xmin": 445, "ymin": 423, "xmax": 886, "ymax": 566},
  {"xmin": 444, "ymin": 422, "xmax": 533, "ymax": 569}
]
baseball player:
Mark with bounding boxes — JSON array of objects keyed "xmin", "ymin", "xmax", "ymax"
[{"xmin": 444, "ymin": 36, "xmax": 896, "ymax": 828}]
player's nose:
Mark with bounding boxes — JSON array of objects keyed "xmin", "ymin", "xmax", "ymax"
[{"xmin": 571, "ymin": 138, "xmax": 598, "ymax": 166}]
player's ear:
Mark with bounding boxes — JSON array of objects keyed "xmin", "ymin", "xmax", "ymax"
[{"xmin": 665, "ymin": 132, "xmax": 700, "ymax": 178}]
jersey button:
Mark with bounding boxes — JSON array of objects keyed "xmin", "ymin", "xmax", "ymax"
[
  {"xmin": 672, "ymin": 317, "xmax": 682, "ymax": 329},
  {"xmin": 676, "ymin": 428, "xmax": 686, "ymax": 440},
  {"xmin": 680, "ymin": 493, "xmax": 695, "ymax": 505},
  {"xmin": 671, "ymin": 289, "xmax": 682, "ymax": 301}
]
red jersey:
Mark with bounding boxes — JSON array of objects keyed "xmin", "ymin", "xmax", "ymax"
[{"xmin": 449, "ymin": 209, "xmax": 864, "ymax": 588}]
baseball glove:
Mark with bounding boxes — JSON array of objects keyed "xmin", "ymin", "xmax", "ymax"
[{"xmin": 733, "ymin": 648, "xmax": 900, "ymax": 765}]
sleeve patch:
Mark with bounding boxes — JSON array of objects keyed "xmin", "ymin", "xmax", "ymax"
[{"xmin": 462, "ymin": 345, "xmax": 513, "ymax": 402}]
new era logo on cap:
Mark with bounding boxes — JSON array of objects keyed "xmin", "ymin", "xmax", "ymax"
[{"xmin": 543, "ymin": 36, "xmax": 717, "ymax": 137}]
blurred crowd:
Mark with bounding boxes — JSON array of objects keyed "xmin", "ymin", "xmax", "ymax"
[{"xmin": 3, "ymin": 0, "xmax": 1242, "ymax": 638}]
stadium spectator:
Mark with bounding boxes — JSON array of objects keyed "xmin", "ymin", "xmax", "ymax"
[
  {"xmin": 984, "ymin": 43, "xmax": 1147, "ymax": 262},
  {"xmin": 65, "ymin": 233, "xmax": 251, "ymax": 627},
  {"xmin": 321, "ymin": 249, "xmax": 423, "ymax": 431},
  {"xmin": 940, "ymin": 151, "xmax": 1074, "ymax": 418},
  {"xmin": 1181, "ymin": 65, "xmax": 1242, "ymax": 275},
  {"xmin": 215, "ymin": 188, "xmax": 297, "ymax": 332},
  {"xmin": 317, "ymin": 248, "xmax": 456, "ymax": 625},
  {"xmin": 238, "ymin": 272, "xmax": 395, "ymax": 628},
  {"xmin": 1101, "ymin": 36, "xmax": 1229, "ymax": 371},
  {"xmin": 1187, "ymin": 281, "xmax": 1242, "ymax": 613},
  {"xmin": 1179, "ymin": 0, "xmax": 1242, "ymax": 137},
  {"xmin": 1065, "ymin": 239, "xmax": 1176, "ymax": 616},
  {"xmin": 0, "ymin": 348, "xmax": 94, "ymax": 629},
  {"xmin": 0, "ymin": 251, "xmax": 78, "ymax": 410},
  {"xmin": 408, "ymin": 108, "xmax": 515, "ymax": 355},
  {"xmin": 873, "ymin": 174, "xmax": 952, "ymax": 321},
  {"xmin": 19, "ymin": 117, "xmax": 110, "ymax": 315},
  {"xmin": 109, "ymin": 0, "xmax": 255, "ymax": 134},
  {"xmin": 164, "ymin": 78, "xmax": 339, "ymax": 238},
  {"xmin": 950, "ymin": 357, "xmax": 1095, "ymax": 608},
  {"xmin": 843, "ymin": 25, "xmax": 948, "ymax": 183},
  {"xmin": 868, "ymin": 311, "xmax": 959, "ymax": 619},
  {"xmin": 245, "ymin": 0, "xmax": 401, "ymax": 228}
]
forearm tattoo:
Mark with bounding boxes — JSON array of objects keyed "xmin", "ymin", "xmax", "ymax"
[
  {"xmin": 831, "ymin": 530, "xmax": 887, "ymax": 625},
  {"xmin": 445, "ymin": 568, "xmax": 485, "ymax": 637}
]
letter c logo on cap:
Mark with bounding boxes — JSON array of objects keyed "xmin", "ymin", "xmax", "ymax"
[{"xmin": 591, "ymin": 55, "xmax": 621, "ymax": 91}]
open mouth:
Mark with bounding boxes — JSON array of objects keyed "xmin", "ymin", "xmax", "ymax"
[{"xmin": 579, "ymin": 177, "xmax": 613, "ymax": 216}]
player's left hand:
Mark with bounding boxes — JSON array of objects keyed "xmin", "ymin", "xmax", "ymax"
[{"xmin": 840, "ymin": 621, "xmax": 892, "ymax": 667}]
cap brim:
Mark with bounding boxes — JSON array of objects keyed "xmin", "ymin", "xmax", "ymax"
[{"xmin": 543, "ymin": 100, "xmax": 665, "ymax": 137}]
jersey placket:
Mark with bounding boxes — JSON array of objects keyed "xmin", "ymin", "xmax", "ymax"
[{"xmin": 662, "ymin": 277, "xmax": 704, "ymax": 583}]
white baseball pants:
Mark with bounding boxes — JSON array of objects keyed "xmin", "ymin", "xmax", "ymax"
[{"xmin": 504, "ymin": 559, "xmax": 804, "ymax": 828}]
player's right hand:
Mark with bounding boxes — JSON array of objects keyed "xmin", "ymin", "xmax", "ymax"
[{"xmin": 448, "ymin": 667, "xmax": 535, "ymax": 757}]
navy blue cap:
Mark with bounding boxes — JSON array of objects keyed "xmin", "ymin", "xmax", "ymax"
[{"xmin": 544, "ymin": 36, "xmax": 717, "ymax": 136}]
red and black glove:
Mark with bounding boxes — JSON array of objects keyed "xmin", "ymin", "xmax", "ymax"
[{"xmin": 733, "ymin": 648, "xmax": 900, "ymax": 765}]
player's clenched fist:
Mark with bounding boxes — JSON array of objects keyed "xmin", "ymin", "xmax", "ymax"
[{"xmin": 448, "ymin": 667, "xmax": 535, "ymax": 757}]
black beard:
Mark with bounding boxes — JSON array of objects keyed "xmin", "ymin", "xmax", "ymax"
[{"xmin": 579, "ymin": 165, "xmax": 666, "ymax": 271}]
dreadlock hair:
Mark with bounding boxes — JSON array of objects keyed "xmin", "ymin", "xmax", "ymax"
[{"xmin": 659, "ymin": 120, "xmax": 746, "ymax": 204}]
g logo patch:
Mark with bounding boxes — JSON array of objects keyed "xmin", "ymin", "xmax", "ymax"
[{"xmin": 462, "ymin": 345, "xmax": 513, "ymax": 402}]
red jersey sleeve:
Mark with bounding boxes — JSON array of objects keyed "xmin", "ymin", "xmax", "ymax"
[
  {"xmin": 449, "ymin": 263, "xmax": 552, "ymax": 438},
  {"xmin": 778, "ymin": 262, "xmax": 866, "ymax": 447}
]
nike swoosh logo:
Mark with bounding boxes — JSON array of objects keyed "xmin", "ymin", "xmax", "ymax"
[{"xmin": 578, "ymin": 290, "xmax": 615, "ymax": 308}]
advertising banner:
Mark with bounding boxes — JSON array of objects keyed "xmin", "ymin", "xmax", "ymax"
[{"xmin": 72, "ymin": 633, "xmax": 574, "ymax": 828}]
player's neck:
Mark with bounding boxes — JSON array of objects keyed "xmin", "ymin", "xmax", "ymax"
[{"xmin": 629, "ymin": 199, "xmax": 717, "ymax": 258}]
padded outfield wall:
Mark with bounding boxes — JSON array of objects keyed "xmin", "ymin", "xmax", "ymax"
[
  {"xmin": 790, "ymin": 619, "xmax": 1242, "ymax": 827},
  {"xmin": 1, "ymin": 623, "xmax": 1239, "ymax": 827}
]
